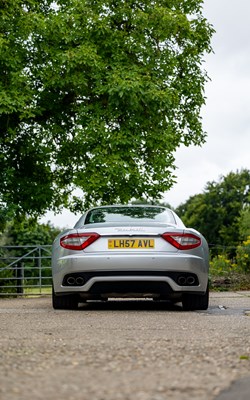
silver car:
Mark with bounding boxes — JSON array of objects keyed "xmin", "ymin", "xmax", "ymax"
[{"xmin": 52, "ymin": 205, "xmax": 209, "ymax": 310}]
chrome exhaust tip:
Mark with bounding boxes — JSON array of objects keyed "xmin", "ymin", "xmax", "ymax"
[
  {"xmin": 177, "ymin": 276, "xmax": 187, "ymax": 286},
  {"xmin": 76, "ymin": 276, "xmax": 84, "ymax": 286},
  {"xmin": 67, "ymin": 277, "xmax": 76, "ymax": 285},
  {"xmin": 186, "ymin": 276, "xmax": 196, "ymax": 285}
]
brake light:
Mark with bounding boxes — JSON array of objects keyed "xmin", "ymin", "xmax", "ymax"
[
  {"xmin": 161, "ymin": 232, "xmax": 201, "ymax": 250},
  {"xmin": 60, "ymin": 233, "xmax": 100, "ymax": 250}
]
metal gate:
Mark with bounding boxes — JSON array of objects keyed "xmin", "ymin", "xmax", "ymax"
[{"xmin": 0, "ymin": 245, "xmax": 52, "ymax": 296}]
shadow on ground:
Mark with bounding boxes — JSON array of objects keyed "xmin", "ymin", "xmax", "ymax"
[
  {"xmin": 77, "ymin": 299, "xmax": 183, "ymax": 312},
  {"xmin": 214, "ymin": 377, "xmax": 250, "ymax": 400}
]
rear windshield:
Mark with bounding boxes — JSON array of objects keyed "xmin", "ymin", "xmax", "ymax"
[{"xmin": 84, "ymin": 206, "xmax": 176, "ymax": 225}]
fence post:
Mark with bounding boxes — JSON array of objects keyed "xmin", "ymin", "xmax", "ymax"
[
  {"xmin": 38, "ymin": 246, "xmax": 42, "ymax": 294},
  {"xmin": 16, "ymin": 261, "xmax": 24, "ymax": 294}
]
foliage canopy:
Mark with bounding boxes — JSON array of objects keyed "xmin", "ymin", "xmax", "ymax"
[
  {"xmin": 176, "ymin": 169, "xmax": 250, "ymax": 252},
  {"xmin": 0, "ymin": 0, "xmax": 214, "ymax": 216}
]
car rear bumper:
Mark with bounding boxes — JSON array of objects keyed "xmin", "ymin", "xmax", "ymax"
[{"xmin": 52, "ymin": 253, "xmax": 209, "ymax": 296}]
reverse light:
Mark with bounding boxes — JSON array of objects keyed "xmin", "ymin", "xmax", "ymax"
[
  {"xmin": 161, "ymin": 232, "xmax": 201, "ymax": 250},
  {"xmin": 60, "ymin": 233, "xmax": 100, "ymax": 250}
]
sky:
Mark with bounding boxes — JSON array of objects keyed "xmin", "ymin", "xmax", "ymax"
[
  {"xmin": 40, "ymin": 0, "xmax": 250, "ymax": 228},
  {"xmin": 166, "ymin": 0, "xmax": 250, "ymax": 206}
]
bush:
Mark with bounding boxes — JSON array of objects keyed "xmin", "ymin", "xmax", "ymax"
[
  {"xmin": 236, "ymin": 236, "xmax": 250, "ymax": 273},
  {"xmin": 210, "ymin": 254, "xmax": 238, "ymax": 277},
  {"xmin": 209, "ymin": 243, "xmax": 250, "ymax": 290}
]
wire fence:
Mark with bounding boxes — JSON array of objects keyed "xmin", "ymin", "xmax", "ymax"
[{"xmin": 0, "ymin": 245, "xmax": 52, "ymax": 296}]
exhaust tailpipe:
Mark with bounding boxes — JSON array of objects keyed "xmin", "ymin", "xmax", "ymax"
[
  {"xmin": 186, "ymin": 276, "xmax": 196, "ymax": 285},
  {"xmin": 67, "ymin": 277, "xmax": 76, "ymax": 285},
  {"xmin": 76, "ymin": 276, "xmax": 84, "ymax": 286},
  {"xmin": 177, "ymin": 276, "xmax": 187, "ymax": 286}
]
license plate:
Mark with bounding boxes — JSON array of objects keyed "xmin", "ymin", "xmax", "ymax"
[{"xmin": 108, "ymin": 238, "xmax": 155, "ymax": 249}]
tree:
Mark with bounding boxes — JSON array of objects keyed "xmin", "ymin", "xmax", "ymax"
[
  {"xmin": 238, "ymin": 205, "xmax": 250, "ymax": 240},
  {"xmin": 176, "ymin": 170, "xmax": 250, "ymax": 251},
  {"xmin": 1, "ymin": 0, "xmax": 214, "ymax": 216},
  {"xmin": 0, "ymin": 1, "xmax": 63, "ymax": 218},
  {"xmin": 3, "ymin": 219, "xmax": 61, "ymax": 247}
]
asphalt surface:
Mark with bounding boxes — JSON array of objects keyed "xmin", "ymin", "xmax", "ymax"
[{"xmin": 0, "ymin": 292, "xmax": 250, "ymax": 400}]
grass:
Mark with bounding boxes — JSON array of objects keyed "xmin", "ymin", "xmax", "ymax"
[
  {"xmin": 24, "ymin": 287, "xmax": 52, "ymax": 296},
  {"xmin": 239, "ymin": 355, "xmax": 249, "ymax": 360}
]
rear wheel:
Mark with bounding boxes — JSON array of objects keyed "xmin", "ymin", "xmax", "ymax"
[
  {"xmin": 182, "ymin": 285, "xmax": 209, "ymax": 311},
  {"xmin": 52, "ymin": 286, "xmax": 79, "ymax": 310}
]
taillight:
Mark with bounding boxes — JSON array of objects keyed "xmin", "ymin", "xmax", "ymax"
[
  {"xmin": 60, "ymin": 233, "xmax": 100, "ymax": 250},
  {"xmin": 161, "ymin": 232, "xmax": 201, "ymax": 250}
]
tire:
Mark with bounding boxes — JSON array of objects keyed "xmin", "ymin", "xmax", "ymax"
[
  {"xmin": 52, "ymin": 286, "xmax": 79, "ymax": 310},
  {"xmin": 182, "ymin": 285, "xmax": 209, "ymax": 311}
]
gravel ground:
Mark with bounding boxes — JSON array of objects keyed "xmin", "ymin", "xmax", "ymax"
[{"xmin": 0, "ymin": 292, "xmax": 250, "ymax": 400}]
